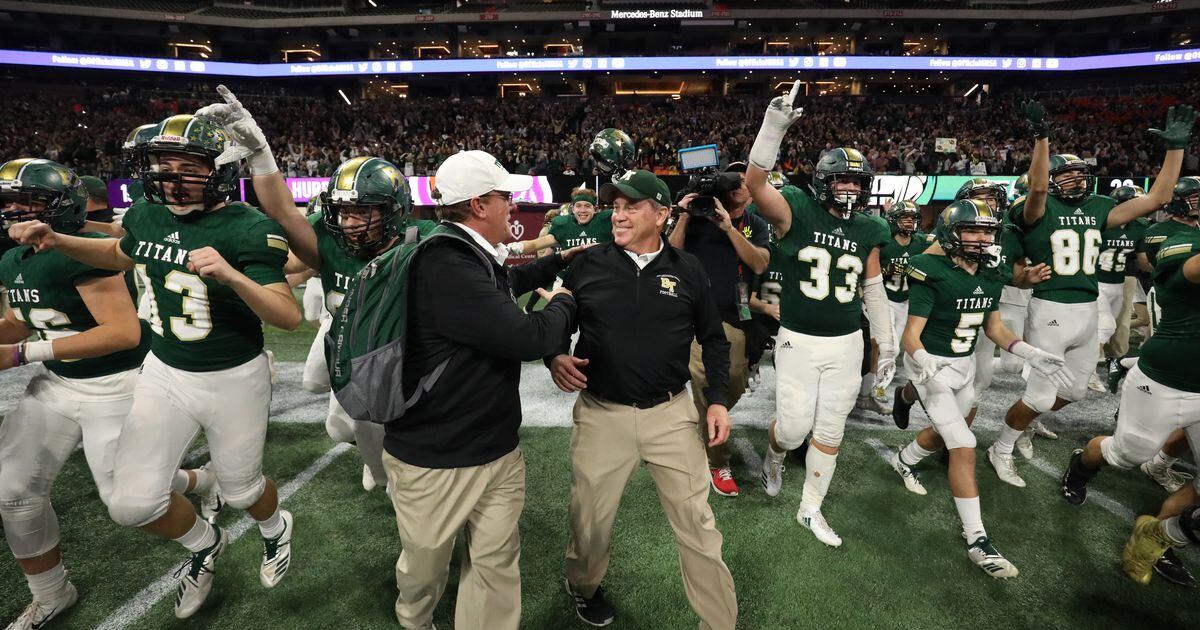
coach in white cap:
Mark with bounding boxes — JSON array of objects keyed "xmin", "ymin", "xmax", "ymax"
[{"xmin": 382, "ymin": 150, "xmax": 582, "ymax": 630}]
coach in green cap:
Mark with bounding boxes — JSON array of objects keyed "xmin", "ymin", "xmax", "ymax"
[{"xmin": 546, "ymin": 169, "xmax": 738, "ymax": 629}]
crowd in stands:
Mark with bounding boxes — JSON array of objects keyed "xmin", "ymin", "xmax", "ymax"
[{"xmin": 2, "ymin": 82, "xmax": 1198, "ymax": 182}]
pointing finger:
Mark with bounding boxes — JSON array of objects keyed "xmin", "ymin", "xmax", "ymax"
[{"xmin": 787, "ymin": 79, "xmax": 801, "ymax": 106}]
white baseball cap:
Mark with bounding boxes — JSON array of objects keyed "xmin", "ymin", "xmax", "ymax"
[{"xmin": 432, "ymin": 150, "xmax": 532, "ymax": 206}]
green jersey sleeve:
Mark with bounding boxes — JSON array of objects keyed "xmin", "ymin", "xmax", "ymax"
[
  {"xmin": 906, "ymin": 261, "xmax": 937, "ymax": 318},
  {"xmin": 237, "ymin": 218, "xmax": 290, "ymax": 286}
]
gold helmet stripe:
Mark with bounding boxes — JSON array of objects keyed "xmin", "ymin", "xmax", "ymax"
[{"xmin": 335, "ymin": 156, "xmax": 372, "ymax": 191}]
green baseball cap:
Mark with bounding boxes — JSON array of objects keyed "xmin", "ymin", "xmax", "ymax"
[
  {"xmin": 599, "ymin": 170, "xmax": 671, "ymax": 207},
  {"xmin": 79, "ymin": 175, "xmax": 107, "ymax": 202}
]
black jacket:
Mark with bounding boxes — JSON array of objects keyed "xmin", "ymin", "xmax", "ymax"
[
  {"xmin": 387, "ymin": 223, "xmax": 576, "ymax": 469},
  {"xmin": 554, "ymin": 239, "xmax": 731, "ymax": 407}
]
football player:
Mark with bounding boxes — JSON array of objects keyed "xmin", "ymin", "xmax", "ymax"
[
  {"xmin": 879, "ymin": 200, "xmax": 928, "ymax": 352},
  {"xmin": 9, "ymin": 110, "xmax": 301, "ymax": 618},
  {"xmin": 886, "ymin": 199, "xmax": 1068, "ymax": 578},
  {"xmin": 507, "ymin": 187, "xmax": 610, "ymax": 256},
  {"xmin": 855, "ymin": 206, "xmax": 898, "ymax": 417},
  {"xmin": 0, "ymin": 158, "xmax": 148, "ymax": 628},
  {"xmin": 985, "ymin": 101, "xmax": 1194, "ymax": 487},
  {"xmin": 1092, "ymin": 185, "xmax": 1151, "ymax": 392},
  {"xmin": 746, "ymin": 81, "xmax": 895, "ymax": 546},
  {"xmin": 999, "ymin": 173, "xmax": 1034, "ymax": 376},
  {"xmin": 1061, "ymin": 229, "xmax": 1200, "ymax": 587}
]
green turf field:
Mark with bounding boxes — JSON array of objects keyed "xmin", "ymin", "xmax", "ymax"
[{"xmin": 1, "ymin": 325, "xmax": 1196, "ymax": 629}]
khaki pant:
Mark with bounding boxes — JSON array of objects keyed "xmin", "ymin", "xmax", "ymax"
[
  {"xmin": 688, "ymin": 322, "xmax": 747, "ymax": 467},
  {"xmin": 382, "ymin": 448, "xmax": 525, "ymax": 630},
  {"xmin": 1103, "ymin": 277, "xmax": 1137, "ymax": 359},
  {"xmin": 565, "ymin": 391, "xmax": 738, "ymax": 630}
]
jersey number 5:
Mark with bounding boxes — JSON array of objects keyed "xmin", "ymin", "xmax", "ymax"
[{"xmin": 798, "ymin": 246, "xmax": 862, "ymax": 304}]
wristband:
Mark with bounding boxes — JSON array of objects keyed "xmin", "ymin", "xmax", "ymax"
[
  {"xmin": 11, "ymin": 344, "xmax": 22, "ymax": 367},
  {"xmin": 23, "ymin": 340, "xmax": 55, "ymax": 363},
  {"xmin": 1006, "ymin": 339, "xmax": 1020, "ymax": 354}
]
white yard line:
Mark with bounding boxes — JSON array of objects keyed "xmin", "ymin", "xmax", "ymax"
[
  {"xmin": 1025, "ymin": 455, "xmax": 1137, "ymax": 524},
  {"xmin": 94, "ymin": 443, "xmax": 352, "ymax": 630}
]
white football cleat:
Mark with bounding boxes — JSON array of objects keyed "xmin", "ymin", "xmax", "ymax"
[
  {"xmin": 1015, "ymin": 429, "xmax": 1034, "ymax": 460},
  {"xmin": 761, "ymin": 452, "xmax": 784, "ymax": 498},
  {"xmin": 1141, "ymin": 460, "xmax": 1194, "ymax": 494},
  {"xmin": 797, "ymin": 508, "xmax": 843, "ymax": 547},
  {"xmin": 175, "ymin": 527, "xmax": 227, "ymax": 619},
  {"xmin": 855, "ymin": 394, "xmax": 892, "ymax": 417},
  {"xmin": 6, "ymin": 581, "xmax": 78, "ymax": 630},
  {"xmin": 1031, "ymin": 420, "xmax": 1058, "ymax": 440},
  {"xmin": 260, "ymin": 510, "xmax": 293, "ymax": 588},
  {"xmin": 966, "ymin": 536, "xmax": 1019, "ymax": 579},
  {"xmin": 986, "ymin": 445, "xmax": 1027, "ymax": 488},
  {"xmin": 197, "ymin": 464, "xmax": 224, "ymax": 524},
  {"xmin": 362, "ymin": 464, "xmax": 377, "ymax": 492},
  {"xmin": 1087, "ymin": 372, "xmax": 1106, "ymax": 393},
  {"xmin": 890, "ymin": 451, "xmax": 927, "ymax": 496}
]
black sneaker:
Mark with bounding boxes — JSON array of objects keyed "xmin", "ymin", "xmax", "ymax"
[
  {"xmin": 1154, "ymin": 547, "xmax": 1196, "ymax": 588},
  {"xmin": 892, "ymin": 385, "xmax": 914, "ymax": 430},
  {"xmin": 566, "ymin": 579, "xmax": 615, "ymax": 627},
  {"xmin": 1107, "ymin": 358, "xmax": 1129, "ymax": 394},
  {"xmin": 1060, "ymin": 449, "xmax": 1093, "ymax": 506}
]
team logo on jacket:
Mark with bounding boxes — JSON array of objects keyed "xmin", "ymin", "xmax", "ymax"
[{"xmin": 658, "ymin": 275, "xmax": 679, "ymax": 297}]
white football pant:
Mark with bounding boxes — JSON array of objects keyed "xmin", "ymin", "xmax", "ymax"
[
  {"xmin": 906, "ymin": 355, "xmax": 978, "ymax": 450},
  {"xmin": 1022, "ymin": 298, "xmax": 1099, "ymax": 413},
  {"xmin": 1101, "ymin": 365, "xmax": 1200, "ymax": 492},
  {"xmin": 774, "ymin": 327, "xmax": 862, "ymax": 450}
]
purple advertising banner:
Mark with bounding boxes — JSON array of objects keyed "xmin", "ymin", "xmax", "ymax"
[{"xmin": 6, "ymin": 47, "xmax": 1200, "ymax": 78}]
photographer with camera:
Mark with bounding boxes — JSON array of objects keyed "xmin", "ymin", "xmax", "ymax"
[{"xmin": 668, "ymin": 162, "xmax": 770, "ymax": 497}]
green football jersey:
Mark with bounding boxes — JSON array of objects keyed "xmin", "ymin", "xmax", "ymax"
[
  {"xmin": 879, "ymin": 231, "xmax": 931, "ymax": 302},
  {"xmin": 1138, "ymin": 231, "xmax": 1200, "ymax": 392},
  {"xmin": 308, "ymin": 212, "xmax": 437, "ymax": 314},
  {"xmin": 548, "ymin": 210, "xmax": 613, "ymax": 249},
  {"xmin": 1009, "ymin": 193, "xmax": 1115, "ymax": 303},
  {"xmin": 1138, "ymin": 219, "xmax": 1198, "ymax": 269},
  {"xmin": 119, "ymin": 200, "xmax": 290, "ymax": 372},
  {"xmin": 993, "ymin": 223, "xmax": 1026, "ymax": 287},
  {"xmin": 0, "ymin": 233, "xmax": 150, "ymax": 379},
  {"xmin": 775, "ymin": 187, "xmax": 891, "ymax": 336},
  {"xmin": 906, "ymin": 253, "xmax": 1004, "ymax": 358},
  {"xmin": 1096, "ymin": 218, "xmax": 1149, "ymax": 284}
]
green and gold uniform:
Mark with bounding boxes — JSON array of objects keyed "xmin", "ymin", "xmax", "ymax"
[
  {"xmin": 1139, "ymin": 231, "xmax": 1200, "ymax": 391},
  {"xmin": 548, "ymin": 210, "xmax": 614, "ymax": 249},
  {"xmin": 906, "ymin": 253, "xmax": 1005, "ymax": 357},
  {"xmin": 309, "ymin": 211, "xmax": 437, "ymax": 314},
  {"xmin": 1139, "ymin": 219, "xmax": 1198, "ymax": 270},
  {"xmin": 120, "ymin": 200, "xmax": 289, "ymax": 371},
  {"xmin": 1097, "ymin": 218, "xmax": 1149, "ymax": 284},
  {"xmin": 880, "ymin": 232, "xmax": 931, "ymax": 302},
  {"xmin": 0, "ymin": 234, "xmax": 150, "ymax": 378},
  {"xmin": 1009, "ymin": 194, "xmax": 1115, "ymax": 303}
]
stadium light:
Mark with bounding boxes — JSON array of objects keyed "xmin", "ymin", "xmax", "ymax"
[{"xmin": 338, "ymin": 89, "xmax": 352, "ymax": 105}]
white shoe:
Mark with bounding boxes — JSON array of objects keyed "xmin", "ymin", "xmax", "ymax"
[
  {"xmin": 797, "ymin": 508, "xmax": 843, "ymax": 547},
  {"xmin": 1031, "ymin": 420, "xmax": 1059, "ymax": 440},
  {"xmin": 986, "ymin": 445, "xmax": 1027, "ymax": 488},
  {"xmin": 175, "ymin": 527, "xmax": 227, "ymax": 619},
  {"xmin": 1088, "ymin": 372, "xmax": 1106, "ymax": 393},
  {"xmin": 856, "ymin": 394, "xmax": 892, "ymax": 416},
  {"xmin": 761, "ymin": 451, "xmax": 784, "ymax": 498},
  {"xmin": 1141, "ymin": 461, "xmax": 1194, "ymax": 494},
  {"xmin": 966, "ymin": 535, "xmax": 1019, "ymax": 579},
  {"xmin": 197, "ymin": 464, "xmax": 224, "ymax": 524},
  {"xmin": 6, "ymin": 581, "xmax": 78, "ymax": 630},
  {"xmin": 260, "ymin": 510, "xmax": 293, "ymax": 588},
  {"xmin": 362, "ymin": 464, "xmax": 377, "ymax": 492},
  {"xmin": 1015, "ymin": 429, "xmax": 1034, "ymax": 460},
  {"xmin": 890, "ymin": 451, "xmax": 927, "ymax": 496}
]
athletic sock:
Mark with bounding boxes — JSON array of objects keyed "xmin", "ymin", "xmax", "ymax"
[
  {"xmin": 800, "ymin": 447, "xmax": 838, "ymax": 513},
  {"xmin": 26, "ymin": 561, "xmax": 69, "ymax": 602},
  {"xmin": 954, "ymin": 496, "xmax": 986, "ymax": 543},
  {"xmin": 993, "ymin": 424, "xmax": 1025, "ymax": 457},
  {"xmin": 899, "ymin": 383, "xmax": 917, "ymax": 405},
  {"xmin": 174, "ymin": 517, "xmax": 218, "ymax": 553},
  {"xmin": 859, "ymin": 374, "xmax": 874, "ymax": 398},
  {"xmin": 1119, "ymin": 357, "xmax": 1137, "ymax": 370},
  {"xmin": 1150, "ymin": 451, "xmax": 1179, "ymax": 469},
  {"xmin": 189, "ymin": 466, "xmax": 215, "ymax": 495},
  {"xmin": 171, "ymin": 470, "xmax": 191, "ymax": 494},
  {"xmin": 766, "ymin": 443, "xmax": 787, "ymax": 463},
  {"xmin": 899, "ymin": 441, "xmax": 933, "ymax": 467},
  {"xmin": 1163, "ymin": 516, "xmax": 1189, "ymax": 546},
  {"xmin": 258, "ymin": 508, "xmax": 285, "ymax": 539}
]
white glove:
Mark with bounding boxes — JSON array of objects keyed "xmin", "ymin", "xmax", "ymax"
[
  {"xmin": 505, "ymin": 241, "xmax": 525, "ymax": 255},
  {"xmin": 909, "ymin": 349, "xmax": 952, "ymax": 385},
  {"xmin": 195, "ymin": 85, "xmax": 278, "ymax": 175},
  {"xmin": 748, "ymin": 80, "xmax": 804, "ymax": 171},
  {"xmin": 1011, "ymin": 341, "xmax": 1073, "ymax": 391},
  {"xmin": 875, "ymin": 347, "xmax": 897, "ymax": 390}
]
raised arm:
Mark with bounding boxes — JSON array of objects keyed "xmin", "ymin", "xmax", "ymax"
[
  {"xmin": 747, "ymin": 80, "xmax": 804, "ymax": 237},
  {"xmin": 1107, "ymin": 105, "xmax": 1195, "ymax": 228},
  {"xmin": 1021, "ymin": 101, "xmax": 1050, "ymax": 227}
]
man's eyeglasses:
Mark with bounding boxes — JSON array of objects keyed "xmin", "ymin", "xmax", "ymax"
[{"xmin": 479, "ymin": 191, "xmax": 513, "ymax": 202}]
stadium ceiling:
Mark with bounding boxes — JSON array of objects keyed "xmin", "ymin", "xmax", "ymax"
[{"xmin": 0, "ymin": 0, "xmax": 1195, "ymax": 27}]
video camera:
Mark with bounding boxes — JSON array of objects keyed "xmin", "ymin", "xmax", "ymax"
[{"xmin": 676, "ymin": 144, "xmax": 740, "ymax": 219}]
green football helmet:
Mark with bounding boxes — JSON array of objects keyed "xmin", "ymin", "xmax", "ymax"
[
  {"xmin": 1047, "ymin": 154, "xmax": 1093, "ymax": 203},
  {"xmin": 1111, "ymin": 184, "xmax": 1145, "ymax": 204},
  {"xmin": 305, "ymin": 193, "xmax": 323, "ymax": 217},
  {"xmin": 954, "ymin": 177, "xmax": 1009, "ymax": 214},
  {"xmin": 935, "ymin": 198, "xmax": 1001, "ymax": 265},
  {"xmin": 766, "ymin": 171, "xmax": 790, "ymax": 190},
  {"xmin": 811, "ymin": 147, "xmax": 873, "ymax": 218},
  {"xmin": 886, "ymin": 200, "xmax": 921, "ymax": 236},
  {"xmin": 321, "ymin": 157, "xmax": 411, "ymax": 259},
  {"xmin": 138, "ymin": 114, "xmax": 240, "ymax": 211},
  {"xmin": 1164, "ymin": 176, "xmax": 1200, "ymax": 218},
  {"xmin": 122, "ymin": 123, "xmax": 159, "ymax": 174},
  {"xmin": 1013, "ymin": 173, "xmax": 1029, "ymax": 197},
  {"xmin": 0, "ymin": 158, "xmax": 88, "ymax": 234},
  {"xmin": 590, "ymin": 128, "xmax": 636, "ymax": 178}
]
